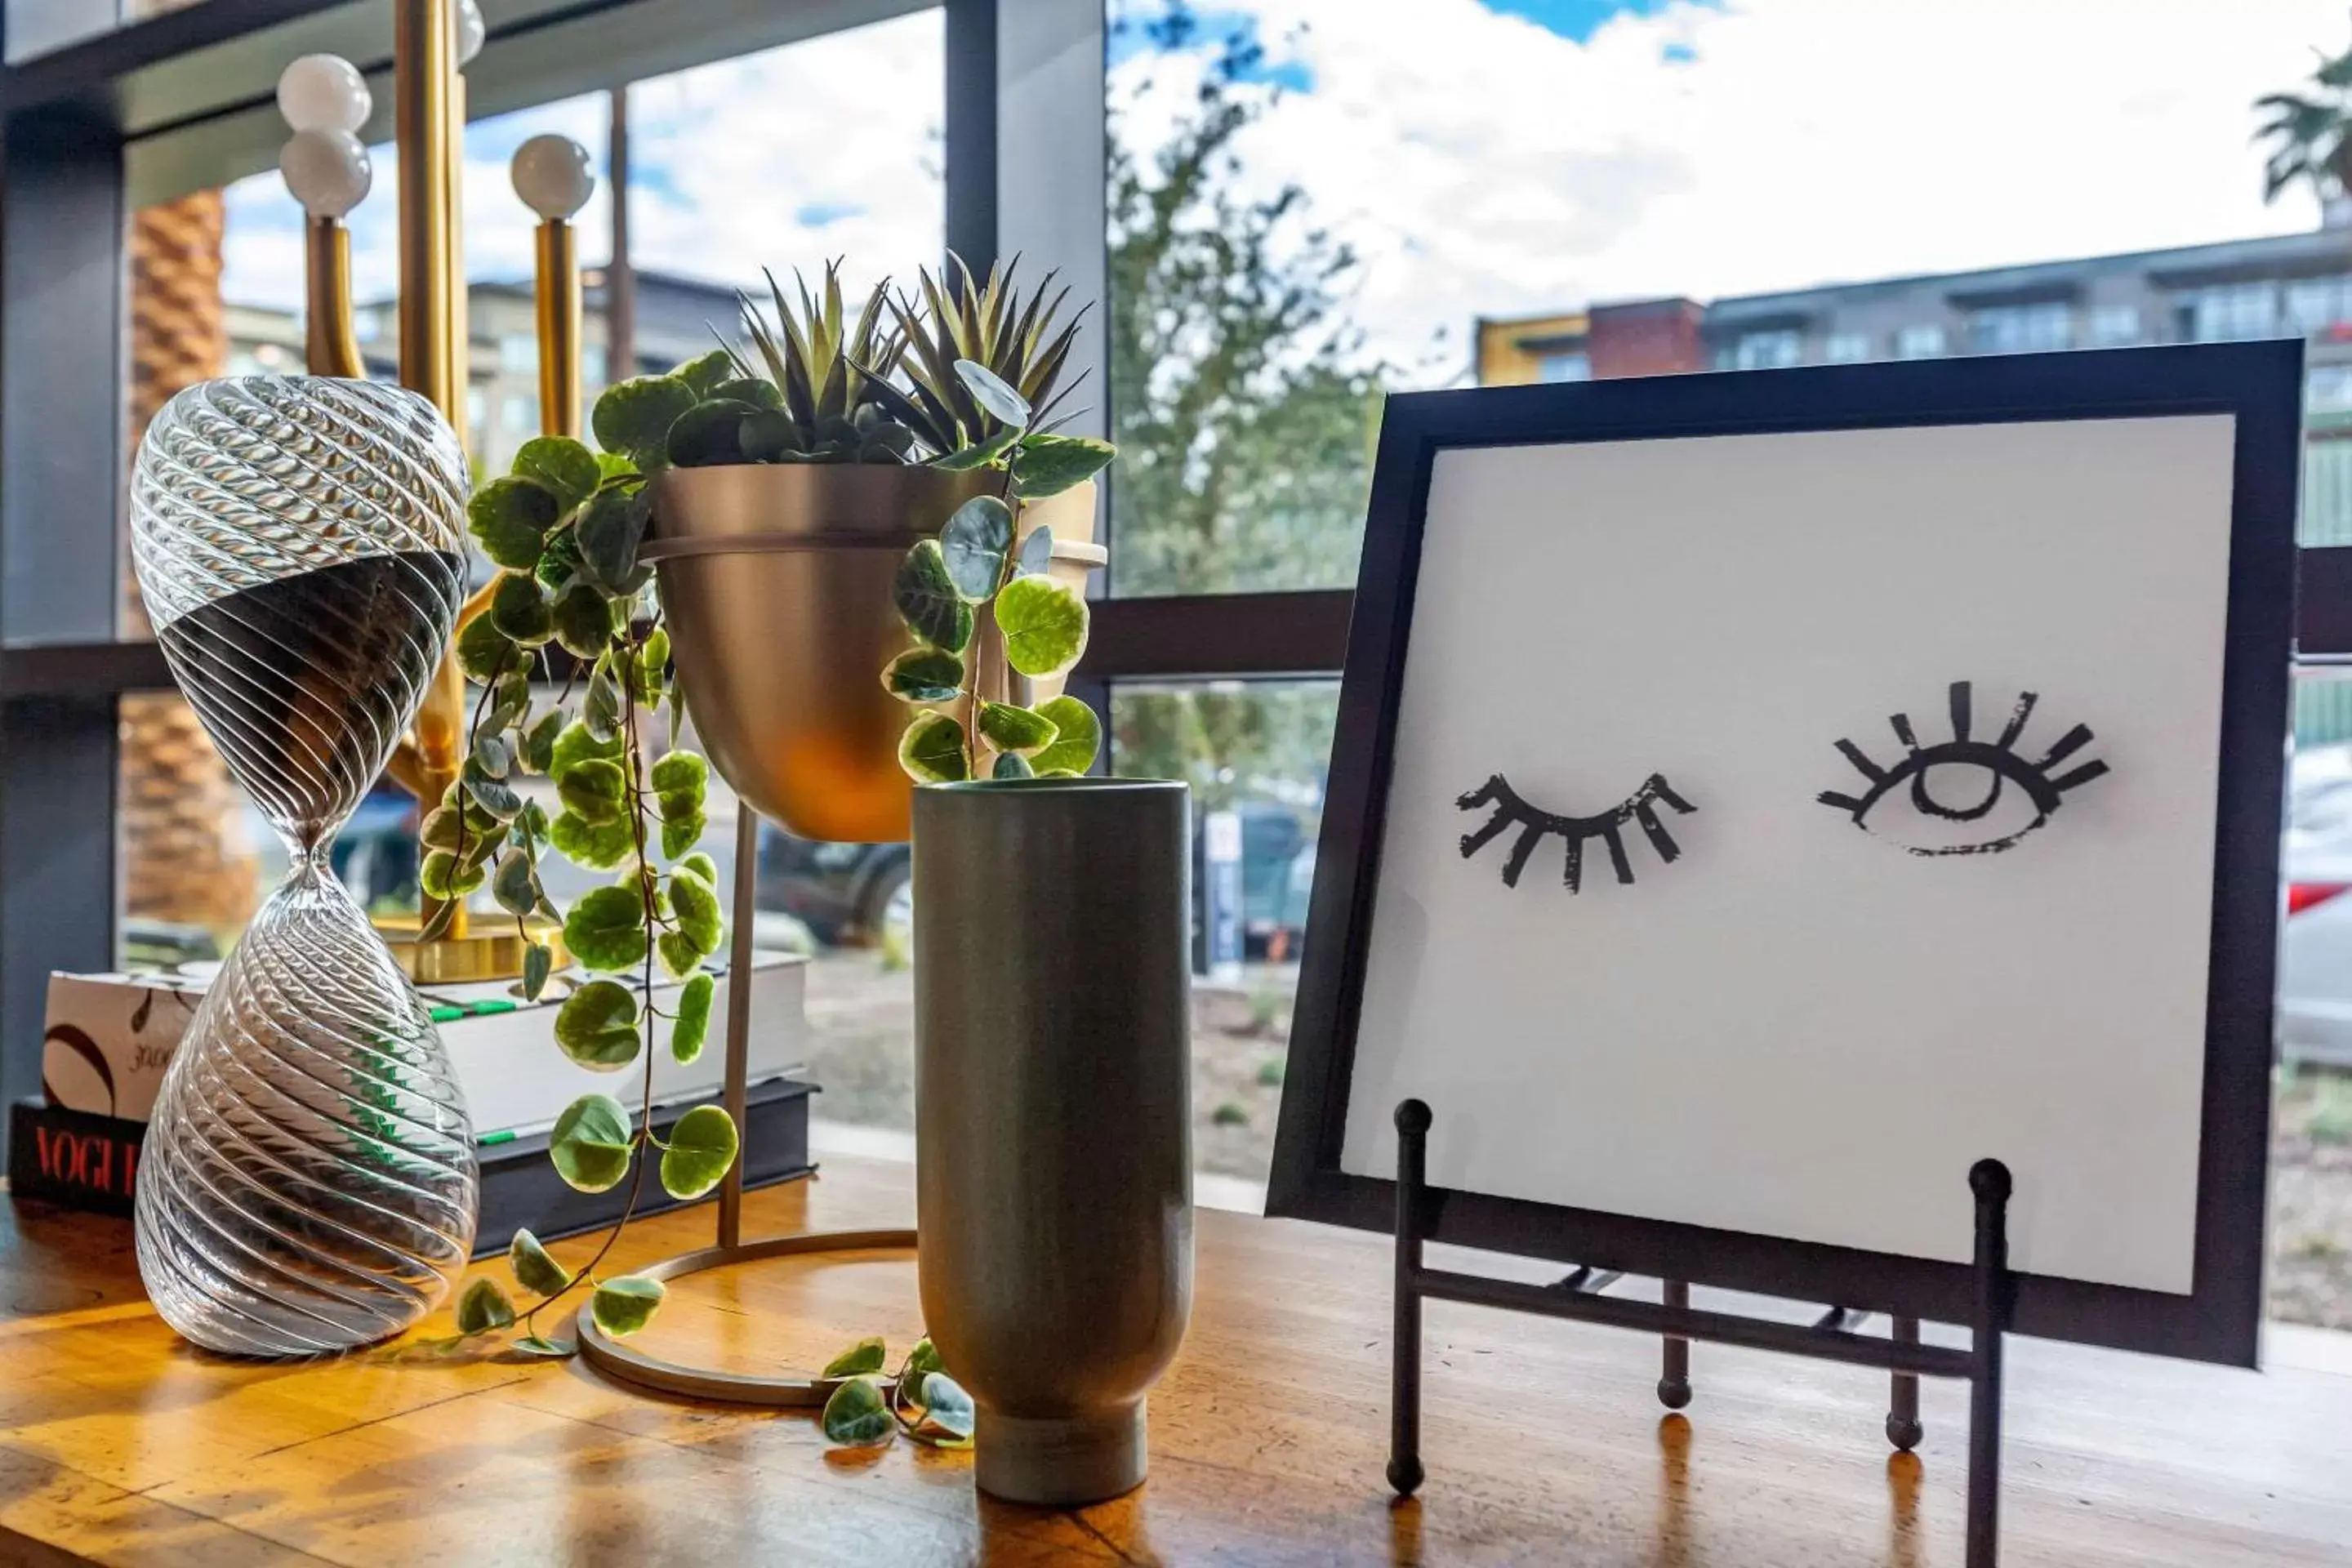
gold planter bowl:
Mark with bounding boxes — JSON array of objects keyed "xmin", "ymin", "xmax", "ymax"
[{"xmin": 649, "ymin": 466, "xmax": 1103, "ymax": 844}]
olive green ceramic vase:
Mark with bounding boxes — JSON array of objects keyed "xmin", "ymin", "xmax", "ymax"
[{"xmin": 912, "ymin": 777, "xmax": 1194, "ymax": 1505}]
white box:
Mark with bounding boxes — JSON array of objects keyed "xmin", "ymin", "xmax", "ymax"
[{"xmin": 41, "ymin": 955, "xmax": 808, "ymax": 1138}]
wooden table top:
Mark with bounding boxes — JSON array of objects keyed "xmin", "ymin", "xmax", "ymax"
[{"xmin": 0, "ymin": 1155, "xmax": 2347, "ymax": 1566}]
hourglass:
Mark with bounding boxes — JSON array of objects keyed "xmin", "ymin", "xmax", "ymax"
[{"xmin": 128, "ymin": 376, "xmax": 479, "ymax": 1356}]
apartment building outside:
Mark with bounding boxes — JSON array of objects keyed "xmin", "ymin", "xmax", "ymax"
[
  {"xmin": 1475, "ymin": 227, "xmax": 2352, "ymax": 743},
  {"xmin": 229, "ymin": 268, "xmax": 747, "ymax": 476}
]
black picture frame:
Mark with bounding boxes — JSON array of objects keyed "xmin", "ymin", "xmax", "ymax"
[{"xmin": 1267, "ymin": 341, "xmax": 2303, "ymax": 1368}]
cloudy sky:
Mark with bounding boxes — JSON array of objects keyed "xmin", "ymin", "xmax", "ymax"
[{"xmin": 224, "ymin": 0, "xmax": 2352, "ymax": 379}]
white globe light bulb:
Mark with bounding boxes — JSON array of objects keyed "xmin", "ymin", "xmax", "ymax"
[
  {"xmin": 276, "ymin": 54, "xmax": 370, "ymax": 135},
  {"xmin": 280, "ymin": 129, "xmax": 372, "ymax": 220},
  {"xmin": 456, "ymin": 0, "xmax": 486, "ymax": 67},
  {"xmin": 511, "ymin": 134, "xmax": 595, "ymax": 220}
]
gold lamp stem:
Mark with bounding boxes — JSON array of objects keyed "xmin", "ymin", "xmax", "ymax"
[
  {"xmin": 446, "ymin": 65, "xmax": 469, "ymax": 433},
  {"xmin": 303, "ymin": 216, "xmax": 364, "ymax": 379},
  {"xmin": 395, "ymin": 0, "xmax": 458, "ymax": 425},
  {"xmin": 392, "ymin": 0, "xmax": 473, "ymax": 943},
  {"xmin": 536, "ymin": 218, "xmax": 581, "ymax": 439}
]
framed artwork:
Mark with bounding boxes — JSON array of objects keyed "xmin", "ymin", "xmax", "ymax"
[{"xmin": 1268, "ymin": 341, "xmax": 2303, "ymax": 1366}]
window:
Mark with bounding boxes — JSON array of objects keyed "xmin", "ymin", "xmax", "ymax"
[
  {"xmin": 1969, "ymin": 301, "xmax": 2073, "ymax": 354},
  {"xmin": 2090, "ymin": 304, "xmax": 2142, "ymax": 346},
  {"xmin": 1537, "ymin": 350, "xmax": 1592, "ymax": 382},
  {"xmin": 34, "ymin": 0, "xmax": 2352, "ymax": 1293},
  {"xmin": 1100, "ymin": 0, "xmax": 2352, "ymax": 1261},
  {"xmin": 1895, "ymin": 323, "xmax": 1949, "ymax": 359},
  {"xmin": 112, "ymin": 7, "xmax": 947, "ymax": 1102},
  {"xmin": 2287, "ymin": 276, "xmax": 2352, "ymax": 333},
  {"xmin": 1726, "ymin": 329, "xmax": 1802, "ymax": 370},
  {"xmin": 1111, "ymin": 679, "xmax": 1339, "ymax": 1190},
  {"xmin": 2190, "ymin": 282, "xmax": 2279, "ymax": 341},
  {"xmin": 2312, "ymin": 366, "xmax": 2352, "ymax": 416}
]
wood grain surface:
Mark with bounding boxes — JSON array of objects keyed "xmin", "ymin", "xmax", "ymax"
[{"xmin": 0, "ymin": 1156, "xmax": 2345, "ymax": 1566}]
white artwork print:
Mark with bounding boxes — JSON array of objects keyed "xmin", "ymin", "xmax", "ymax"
[{"xmin": 1339, "ymin": 415, "xmax": 2242, "ymax": 1295}]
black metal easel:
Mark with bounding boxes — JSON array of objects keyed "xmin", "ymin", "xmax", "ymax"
[{"xmin": 1386, "ymin": 1098, "xmax": 2014, "ymax": 1567}]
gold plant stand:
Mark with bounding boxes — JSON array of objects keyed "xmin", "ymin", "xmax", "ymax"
[{"xmin": 574, "ymin": 806, "xmax": 915, "ymax": 1405}]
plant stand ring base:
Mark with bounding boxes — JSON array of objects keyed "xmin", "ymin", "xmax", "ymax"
[{"xmin": 574, "ymin": 1227, "xmax": 918, "ymax": 1405}]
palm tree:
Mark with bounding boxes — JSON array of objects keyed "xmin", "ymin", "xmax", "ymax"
[{"xmin": 2257, "ymin": 36, "xmax": 2352, "ymax": 207}]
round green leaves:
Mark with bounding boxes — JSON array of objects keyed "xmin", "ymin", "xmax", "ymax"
[
  {"xmin": 550, "ymin": 1094, "xmax": 632, "ymax": 1193},
  {"xmin": 938, "ymin": 495, "xmax": 1014, "ymax": 600},
  {"xmin": 564, "ymin": 884, "xmax": 649, "ymax": 973},
  {"xmin": 822, "ymin": 1374, "xmax": 895, "ymax": 1446},
  {"xmin": 1030, "ymin": 695, "xmax": 1102, "ymax": 775},
  {"xmin": 666, "ymin": 863, "xmax": 724, "ymax": 959},
  {"xmin": 513, "ymin": 435, "xmax": 600, "ymax": 511},
  {"xmin": 978, "ymin": 702, "xmax": 1057, "ymax": 756},
  {"xmin": 470, "ymin": 476, "xmax": 559, "ymax": 571},
  {"xmin": 554, "ymin": 980, "xmax": 640, "ymax": 1071},
  {"xmin": 490, "ymin": 572, "xmax": 554, "ymax": 646},
  {"xmin": 590, "ymin": 1275, "xmax": 666, "ymax": 1337},
  {"xmin": 456, "ymin": 1276, "xmax": 516, "ymax": 1334},
  {"xmin": 993, "ymin": 574, "xmax": 1089, "ymax": 679},
  {"xmin": 1009, "ymin": 433, "xmax": 1115, "ymax": 499},
  {"xmin": 893, "ymin": 539, "xmax": 974, "ymax": 654},
  {"xmin": 509, "ymin": 1229, "xmax": 572, "ymax": 1297},
  {"xmin": 670, "ymin": 972, "xmax": 715, "ymax": 1062},
  {"xmin": 883, "ymin": 648, "xmax": 964, "ymax": 703},
  {"xmin": 591, "ymin": 374, "xmax": 697, "ymax": 470},
  {"xmin": 658, "ymin": 1104, "xmax": 739, "ymax": 1200},
  {"xmin": 898, "ymin": 712, "xmax": 969, "ymax": 783}
]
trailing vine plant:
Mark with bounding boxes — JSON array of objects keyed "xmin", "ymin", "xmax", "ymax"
[
  {"xmin": 434, "ymin": 354, "xmax": 742, "ymax": 1356},
  {"xmin": 884, "ymin": 359, "xmax": 1114, "ymax": 785},
  {"xmin": 423, "ymin": 262, "xmax": 1111, "ymax": 1365}
]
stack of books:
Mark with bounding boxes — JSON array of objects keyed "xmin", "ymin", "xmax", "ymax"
[{"xmin": 12, "ymin": 956, "xmax": 816, "ymax": 1249}]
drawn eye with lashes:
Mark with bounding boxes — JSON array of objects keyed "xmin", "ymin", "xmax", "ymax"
[
  {"xmin": 1457, "ymin": 772, "xmax": 1697, "ymax": 891},
  {"xmin": 1815, "ymin": 679, "xmax": 2109, "ymax": 857}
]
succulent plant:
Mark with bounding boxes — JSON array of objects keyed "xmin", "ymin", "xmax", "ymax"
[
  {"xmin": 591, "ymin": 256, "xmax": 1101, "ymax": 479},
  {"xmin": 862, "ymin": 255, "xmax": 1089, "ymax": 465},
  {"xmin": 645, "ymin": 261, "xmax": 922, "ymax": 469}
]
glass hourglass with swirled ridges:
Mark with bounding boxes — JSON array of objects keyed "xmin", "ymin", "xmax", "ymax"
[{"xmin": 128, "ymin": 376, "xmax": 479, "ymax": 1356}]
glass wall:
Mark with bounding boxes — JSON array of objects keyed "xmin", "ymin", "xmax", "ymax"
[
  {"xmin": 1111, "ymin": 680, "xmax": 1335, "ymax": 1179},
  {"xmin": 1103, "ymin": 0, "xmax": 2352, "ymax": 1294},
  {"xmin": 118, "ymin": 11, "xmax": 946, "ymax": 999}
]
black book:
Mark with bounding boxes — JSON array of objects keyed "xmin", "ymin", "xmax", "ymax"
[{"xmin": 7, "ymin": 1077, "xmax": 816, "ymax": 1253}]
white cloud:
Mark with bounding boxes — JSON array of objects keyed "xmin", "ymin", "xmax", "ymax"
[
  {"xmin": 623, "ymin": 9, "xmax": 944, "ymax": 305},
  {"xmin": 1112, "ymin": 0, "xmax": 2352, "ymax": 376},
  {"xmin": 221, "ymin": 0, "xmax": 2352, "ymax": 383}
]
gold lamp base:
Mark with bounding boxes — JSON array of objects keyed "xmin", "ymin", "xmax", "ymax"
[{"xmin": 375, "ymin": 913, "xmax": 568, "ymax": 985}]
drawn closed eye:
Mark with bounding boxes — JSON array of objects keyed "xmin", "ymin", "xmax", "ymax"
[
  {"xmin": 1457, "ymin": 772, "xmax": 1697, "ymax": 891},
  {"xmin": 1815, "ymin": 680, "xmax": 2108, "ymax": 857}
]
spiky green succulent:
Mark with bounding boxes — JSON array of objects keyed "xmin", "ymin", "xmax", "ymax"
[
  {"xmin": 595, "ymin": 256, "xmax": 1094, "ymax": 474},
  {"xmin": 860, "ymin": 255, "xmax": 1089, "ymax": 464},
  {"xmin": 648, "ymin": 261, "xmax": 923, "ymax": 468}
]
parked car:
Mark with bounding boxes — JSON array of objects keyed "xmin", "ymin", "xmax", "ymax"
[
  {"xmin": 757, "ymin": 828, "xmax": 910, "ymax": 949},
  {"xmin": 755, "ymin": 804, "xmax": 1319, "ymax": 962},
  {"xmin": 2279, "ymin": 742, "xmax": 2352, "ymax": 1065}
]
